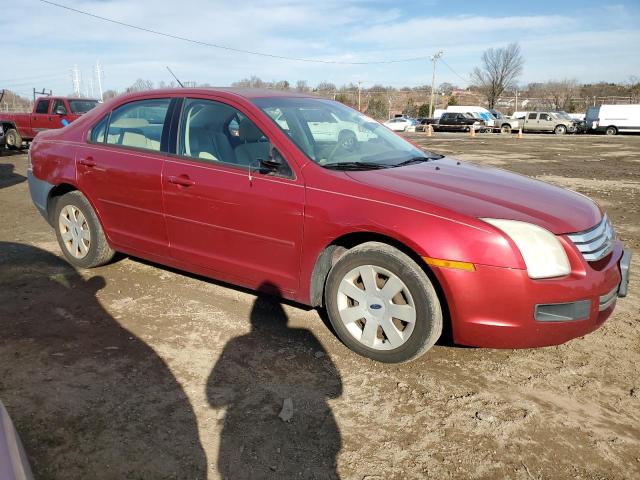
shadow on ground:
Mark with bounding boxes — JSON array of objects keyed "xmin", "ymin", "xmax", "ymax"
[
  {"xmin": 0, "ymin": 163, "xmax": 26, "ymax": 189},
  {"xmin": 0, "ymin": 242, "xmax": 206, "ymax": 479},
  {"xmin": 208, "ymin": 283, "xmax": 343, "ymax": 479}
]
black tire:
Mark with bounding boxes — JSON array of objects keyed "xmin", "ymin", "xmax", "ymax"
[
  {"xmin": 500, "ymin": 124, "xmax": 511, "ymax": 134},
  {"xmin": 554, "ymin": 124, "xmax": 567, "ymax": 135},
  {"xmin": 605, "ymin": 126, "xmax": 618, "ymax": 136},
  {"xmin": 5, "ymin": 129, "xmax": 22, "ymax": 150},
  {"xmin": 324, "ymin": 242, "xmax": 442, "ymax": 363},
  {"xmin": 53, "ymin": 191, "xmax": 115, "ymax": 268}
]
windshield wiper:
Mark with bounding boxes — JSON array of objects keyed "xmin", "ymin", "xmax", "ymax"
[
  {"xmin": 393, "ymin": 155, "xmax": 443, "ymax": 167},
  {"xmin": 323, "ymin": 162, "xmax": 390, "ymax": 170}
]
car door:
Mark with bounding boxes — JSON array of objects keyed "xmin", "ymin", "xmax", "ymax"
[
  {"xmin": 526, "ymin": 112, "xmax": 540, "ymax": 131},
  {"xmin": 30, "ymin": 99, "xmax": 51, "ymax": 136},
  {"xmin": 162, "ymin": 97, "xmax": 305, "ymax": 294},
  {"xmin": 538, "ymin": 113, "xmax": 553, "ymax": 132},
  {"xmin": 50, "ymin": 99, "xmax": 70, "ymax": 129},
  {"xmin": 77, "ymin": 97, "xmax": 174, "ymax": 258}
]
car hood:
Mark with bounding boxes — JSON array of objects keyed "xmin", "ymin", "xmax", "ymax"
[{"xmin": 346, "ymin": 157, "xmax": 601, "ymax": 234}]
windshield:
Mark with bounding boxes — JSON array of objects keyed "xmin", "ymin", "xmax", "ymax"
[
  {"xmin": 69, "ymin": 99, "xmax": 99, "ymax": 114},
  {"xmin": 554, "ymin": 111, "xmax": 572, "ymax": 120},
  {"xmin": 252, "ymin": 97, "xmax": 440, "ymax": 168}
]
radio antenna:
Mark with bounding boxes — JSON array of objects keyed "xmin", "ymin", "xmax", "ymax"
[{"xmin": 166, "ymin": 66, "xmax": 184, "ymax": 88}]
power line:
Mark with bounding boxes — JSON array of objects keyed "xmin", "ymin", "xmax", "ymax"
[
  {"xmin": 39, "ymin": 0, "xmax": 436, "ymax": 65},
  {"xmin": 440, "ymin": 59, "xmax": 470, "ymax": 85}
]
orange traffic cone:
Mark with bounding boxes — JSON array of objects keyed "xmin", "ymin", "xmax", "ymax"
[
  {"xmin": 470, "ymin": 126, "xmax": 476, "ymax": 137},
  {"xmin": 517, "ymin": 128, "xmax": 523, "ymax": 139},
  {"xmin": 427, "ymin": 124, "xmax": 433, "ymax": 137}
]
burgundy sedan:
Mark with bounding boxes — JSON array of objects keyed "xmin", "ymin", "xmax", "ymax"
[{"xmin": 27, "ymin": 88, "xmax": 631, "ymax": 363}]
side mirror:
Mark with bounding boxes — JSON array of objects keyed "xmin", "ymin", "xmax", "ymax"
[
  {"xmin": 55, "ymin": 106, "xmax": 67, "ymax": 115},
  {"xmin": 259, "ymin": 146, "xmax": 284, "ymax": 171}
]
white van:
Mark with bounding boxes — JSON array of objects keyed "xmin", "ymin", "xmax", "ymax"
[
  {"xmin": 585, "ymin": 104, "xmax": 640, "ymax": 135},
  {"xmin": 446, "ymin": 105, "xmax": 519, "ymax": 132}
]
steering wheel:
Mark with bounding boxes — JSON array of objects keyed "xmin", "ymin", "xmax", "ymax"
[{"xmin": 325, "ymin": 129, "xmax": 358, "ymax": 163}]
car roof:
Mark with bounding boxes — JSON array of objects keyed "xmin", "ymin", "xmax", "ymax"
[{"xmin": 120, "ymin": 87, "xmax": 318, "ymax": 101}]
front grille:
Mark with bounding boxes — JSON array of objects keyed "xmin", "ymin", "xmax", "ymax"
[{"xmin": 567, "ymin": 215, "xmax": 614, "ymax": 262}]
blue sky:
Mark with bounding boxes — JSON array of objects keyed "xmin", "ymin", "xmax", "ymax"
[{"xmin": 2, "ymin": 0, "xmax": 639, "ymax": 97}]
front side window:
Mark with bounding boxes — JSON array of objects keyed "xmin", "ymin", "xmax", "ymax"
[
  {"xmin": 254, "ymin": 97, "xmax": 440, "ymax": 169},
  {"xmin": 35, "ymin": 100, "xmax": 50, "ymax": 114},
  {"xmin": 106, "ymin": 98, "xmax": 170, "ymax": 152},
  {"xmin": 177, "ymin": 98, "xmax": 293, "ymax": 177},
  {"xmin": 540, "ymin": 113, "xmax": 551, "ymax": 121},
  {"xmin": 51, "ymin": 99, "xmax": 67, "ymax": 115}
]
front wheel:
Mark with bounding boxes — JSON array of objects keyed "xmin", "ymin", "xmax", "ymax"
[
  {"xmin": 554, "ymin": 125, "xmax": 567, "ymax": 135},
  {"xmin": 53, "ymin": 191, "xmax": 115, "ymax": 268},
  {"xmin": 500, "ymin": 124, "xmax": 511, "ymax": 134},
  {"xmin": 324, "ymin": 242, "xmax": 442, "ymax": 363},
  {"xmin": 605, "ymin": 126, "xmax": 618, "ymax": 136},
  {"xmin": 5, "ymin": 129, "xmax": 22, "ymax": 149}
]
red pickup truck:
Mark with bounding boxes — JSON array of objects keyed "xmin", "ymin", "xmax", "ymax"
[{"xmin": 0, "ymin": 97, "xmax": 99, "ymax": 149}]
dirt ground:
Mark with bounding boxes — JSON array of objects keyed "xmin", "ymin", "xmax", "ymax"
[{"xmin": 0, "ymin": 132, "xmax": 639, "ymax": 480}]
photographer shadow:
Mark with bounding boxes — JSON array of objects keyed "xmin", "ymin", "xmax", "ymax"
[
  {"xmin": 207, "ymin": 282, "xmax": 343, "ymax": 479},
  {"xmin": 0, "ymin": 242, "xmax": 206, "ymax": 479}
]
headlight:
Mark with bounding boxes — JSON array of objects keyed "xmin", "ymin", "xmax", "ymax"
[{"xmin": 482, "ymin": 219, "xmax": 571, "ymax": 279}]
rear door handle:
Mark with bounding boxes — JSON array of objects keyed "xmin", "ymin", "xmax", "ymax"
[
  {"xmin": 168, "ymin": 175, "xmax": 195, "ymax": 187},
  {"xmin": 79, "ymin": 157, "xmax": 96, "ymax": 167}
]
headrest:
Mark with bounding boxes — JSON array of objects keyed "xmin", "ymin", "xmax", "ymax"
[{"xmin": 238, "ymin": 118, "xmax": 263, "ymax": 142}]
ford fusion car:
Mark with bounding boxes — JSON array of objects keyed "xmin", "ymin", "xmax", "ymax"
[{"xmin": 27, "ymin": 88, "xmax": 631, "ymax": 363}]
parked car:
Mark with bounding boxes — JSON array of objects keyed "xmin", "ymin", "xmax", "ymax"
[
  {"xmin": 433, "ymin": 112, "xmax": 483, "ymax": 132},
  {"xmin": 446, "ymin": 106, "xmax": 517, "ymax": 132},
  {"xmin": 0, "ymin": 96, "xmax": 99, "ymax": 149},
  {"xmin": 584, "ymin": 104, "xmax": 640, "ymax": 135},
  {"xmin": 519, "ymin": 111, "xmax": 577, "ymax": 134},
  {"xmin": 28, "ymin": 88, "xmax": 631, "ymax": 363},
  {"xmin": 0, "ymin": 401, "xmax": 34, "ymax": 480},
  {"xmin": 383, "ymin": 117, "xmax": 417, "ymax": 132},
  {"xmin": 553, "ymin": 111, "xmax": 586, "ymax": 133},
  {"xmin": 414, "ymin": 117, "xmax": 439, "ymax": 132}
]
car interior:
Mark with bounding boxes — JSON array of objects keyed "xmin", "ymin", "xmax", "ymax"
[{"xmin": 181, "ymin": 101, "xmax": 270, "ymax": 168}]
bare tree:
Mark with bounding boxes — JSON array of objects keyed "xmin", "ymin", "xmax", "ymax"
[
  {"xmin": 126, "ymin": 79, "xmax": 154, "ymax": 93},
  {"xmin": 295, "ymin": 80, "xmax": 310, "ymax": 92},
  {"xmin": 472, "ymin": 43, "xmax": 524, "ymax": 108}
]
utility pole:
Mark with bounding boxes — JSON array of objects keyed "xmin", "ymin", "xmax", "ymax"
[
  {"xmin": 95, "ymin": 60, "xmax": 104, "ymax": 101},
  {"xmin": 428, "ymin": 51, "xmax": 443, "ymax": 117},
  {"xmin": 515, "ymin": 90, "xmax": 518, "ymax": 112},
  {"xmin": 71, "ymin": 64, "xmax": 81, "ymax": 97},
  {"xmin": 357, "ymin": 81, "xmax": 362, "ymax": 111}
]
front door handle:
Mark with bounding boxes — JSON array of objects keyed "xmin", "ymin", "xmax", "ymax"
[
  {"xmin": 79, "ymin": 157, "xmax": 96, "ymax": 167},
  {"xmin": 168, "ymin": 175, "xmax": 195, "ymax": 187}
]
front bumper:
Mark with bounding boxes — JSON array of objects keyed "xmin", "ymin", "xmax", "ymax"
[{"xmin": 436, "ymin": 240, "xmax": 629, "ymax": 349}]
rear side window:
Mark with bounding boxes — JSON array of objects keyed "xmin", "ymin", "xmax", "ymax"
[
  {"xmin": 106, "ymin": 98, "xmax": 171, "ymax": 152},
  {"xmin": 89, "ymin": 115, "xmax": 109, "ymax": 143},
  {"xmin": 35, "ymin": 100, "xmax": 50, "ymax": 114},
  {"xmin": 528, "ymin": 113, "xmax": 537, "ymax": 120}
]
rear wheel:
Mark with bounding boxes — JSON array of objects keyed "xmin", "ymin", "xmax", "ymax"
[
  {"xmin": 500, "ymin": 124, "xmax": 511, "ymax": 134},
  {"xmin": 554, "ymin": 125, "xmax": 567, "ymax": 135},
  {"xmin": 5, "ymin": 129, "xmax": 22, "ymax": 149},
  {"xmin": 605, "ymin": 126, "xmax": 618, "ymax": 136},
  {"xmin": 324, "ymin": 242, "xmax": 442, "ymax": 363},
  {"xmin": 53, "ymin": 191, "xmax": 115, "ymax": 268}
]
